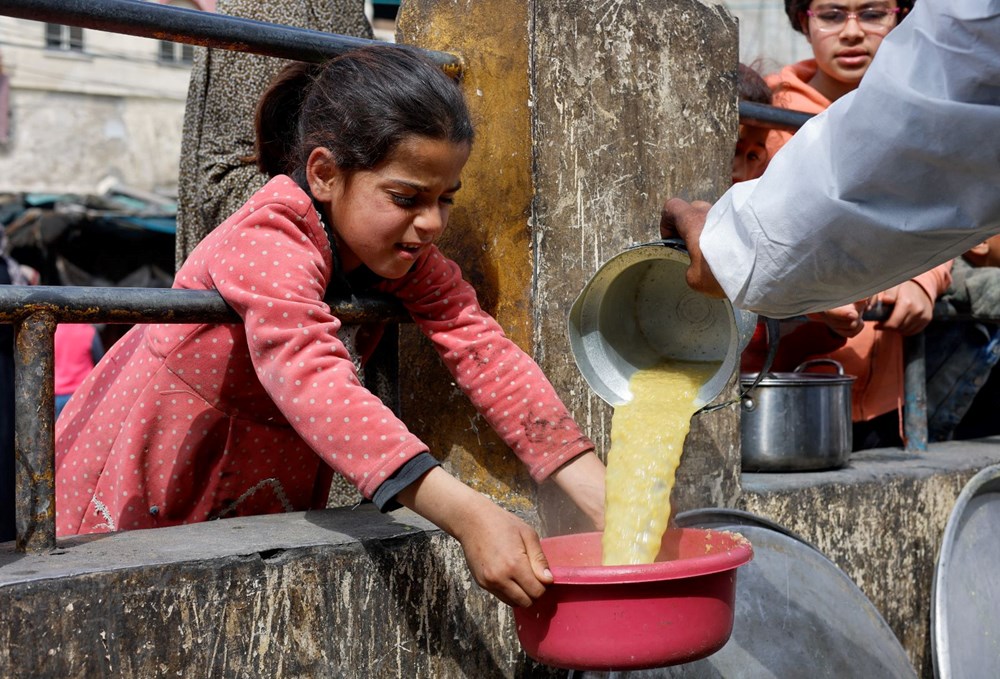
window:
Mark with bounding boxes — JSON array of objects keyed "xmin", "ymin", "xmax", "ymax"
[
  {"xmin": 159, "ymin": 40, "xmax": 195, "ymax": 65},
  {"xmin": 44, "ymin": 23, "xmax": 84, "ymax": 52},
  {"xmin": 371, "ymin": 1, "xmax": 400, "ymax": 22}
]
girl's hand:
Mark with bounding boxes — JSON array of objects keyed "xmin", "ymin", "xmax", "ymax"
[
  {"xmin": 547, "ymin": 451, "xmax": 606, "ymax": 531},
  {"xmin": 876, "ymin": 281, "xmax": 934, "ymax": 336},
  {"xmin": 451, "ymin": 500, "xmax": 554, "ymax": 608},
  {"xmin": 806, "ymin": 300, "xmax": 868, "ymax": 338},
  {"xmin": 395, "ymin": 466, "xmax": 553, "ymax": 608}
]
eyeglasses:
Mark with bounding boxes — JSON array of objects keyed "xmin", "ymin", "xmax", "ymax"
[{"xmin": 806, "ymin": 7, "xmax": 901, "ymax": 33}]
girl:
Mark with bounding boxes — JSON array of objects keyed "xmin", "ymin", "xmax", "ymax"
[
  {"xmin": 55, "ymin": 45, "xmax": 606, "ymax": 608},
  {"xmin": 732, "ymin": 63, "xmax": 773, "ymax": 185},
  {"xmin": 766, "ymin": 0, "xmax": 915, "ymax": 155}
]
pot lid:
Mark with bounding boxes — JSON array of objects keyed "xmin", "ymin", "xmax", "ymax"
[
  {"xmin": 573, "ymin": 508, "xmax": 915, "ymax": 678},
  {"xmin": 932, "ymin": 464, "xmax": 1000, "ymax": 679}
]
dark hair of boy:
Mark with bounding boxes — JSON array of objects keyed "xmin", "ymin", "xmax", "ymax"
[{"xmin": 738, "ymin": 62, "xmax": 773, "ymax": 105}]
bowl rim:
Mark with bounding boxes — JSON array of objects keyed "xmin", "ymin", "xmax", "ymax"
[{"xmin": 543, "ymin": 528, "xmax": 754, "ymax": 585}]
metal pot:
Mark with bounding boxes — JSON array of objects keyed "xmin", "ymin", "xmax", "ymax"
[
  {"xmin": 568, "ymin": 239, "xmax": 761, "ymax": 409},
  {"xmin": 740, "ymin": 359, "xmax": 856, "ymax": 472}
]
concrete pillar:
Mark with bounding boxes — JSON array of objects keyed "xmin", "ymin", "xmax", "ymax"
[{"xmin": 396, "ymin": 0, "xmax": 741, "ymax": 529}]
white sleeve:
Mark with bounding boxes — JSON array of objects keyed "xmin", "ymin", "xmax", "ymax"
[{"xmin": 701, "ymin": 0, "xmax": 1000, "ymax": 318}]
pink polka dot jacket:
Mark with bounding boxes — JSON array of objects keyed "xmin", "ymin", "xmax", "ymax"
[{"xmin": 54, "ymin": 176, "xmax": 595, "ymax": 536}]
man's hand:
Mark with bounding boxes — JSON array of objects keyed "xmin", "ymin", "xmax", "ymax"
[{"xmin": 659, "ymin": 198, "xmax": 725, "ymax": 298}]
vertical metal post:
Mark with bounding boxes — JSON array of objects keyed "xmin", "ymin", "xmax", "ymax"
[
  {"xmin": 903, "ymin": 332, "xmax": 928, "ymax": 452},
  {"xmin": 14, "ymin": 311, "xmax": 57, "ymax": 552}
]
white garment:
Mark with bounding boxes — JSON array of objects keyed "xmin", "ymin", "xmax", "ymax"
[{"xmin": 702, "ymin": 0, "xmax": 1000, "ymax": 318}]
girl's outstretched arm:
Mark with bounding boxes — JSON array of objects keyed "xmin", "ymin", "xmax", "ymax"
[{"xmin": 395, "ymin": 466, "xmax": 553, "ymax": 608}]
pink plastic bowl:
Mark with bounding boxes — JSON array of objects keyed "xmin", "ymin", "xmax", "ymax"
[{"xmin": 513, "ymin": 528, "xmax": 753, "ymax": 671}]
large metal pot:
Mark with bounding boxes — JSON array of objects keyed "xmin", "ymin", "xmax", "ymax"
[{"xmin": 740, "ymin": 359, "xmax": 856, "ymax": 472}]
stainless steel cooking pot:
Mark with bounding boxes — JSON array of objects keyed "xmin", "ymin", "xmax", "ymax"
[
  {"xmin": 740, "ymin": 359, "xmax": 856, "ymax": 472},
  {"xmin": 568, "ymin": 239, "xmax": 762, "ymax": 409}
]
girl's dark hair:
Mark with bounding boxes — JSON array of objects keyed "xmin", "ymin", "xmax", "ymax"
[
  {"xmin": 738, "ymin": 63, "xmax": 772, "ymax": 105},
  {"xmin": 254, "ymin": 44, "xmax": 474, "ymax": 183},
  {"xmin": 783, "ymin": 0, "xmax": 915, "ymax": 34}
]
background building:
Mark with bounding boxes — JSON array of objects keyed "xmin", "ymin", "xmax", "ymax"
[
  {"xmin": 0, "ymin": 0, "xmax": 401, "ymax": 196},
  {"xmin": 0, "ymin": 0, "xmax": 214, "ymax": 195}
]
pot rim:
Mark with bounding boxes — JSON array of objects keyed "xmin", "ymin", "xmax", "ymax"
[{"xmin": 740, "ymin": 371, "xmax": 856, "ymax": 386}]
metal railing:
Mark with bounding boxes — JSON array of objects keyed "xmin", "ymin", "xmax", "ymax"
[
  {"xmin": 0, "ymin": 285, "xmax": 408, "ymax": 552},
  {"xmin": 0, "ymin": 0, "xmax": 452, "ymax": 553},
  {"xmin": 0, "ymin": 0, "xmax": 463, "ymax": 77}
]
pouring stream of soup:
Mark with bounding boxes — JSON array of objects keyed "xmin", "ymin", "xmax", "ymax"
[{"xmin": 602, "ymin": 360, "xmax": 720, "ymax": 566}]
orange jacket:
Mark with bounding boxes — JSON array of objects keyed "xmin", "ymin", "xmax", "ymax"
[{"xmin": 764, "ymin": 60, "xmax": 831, "ymax": 159}]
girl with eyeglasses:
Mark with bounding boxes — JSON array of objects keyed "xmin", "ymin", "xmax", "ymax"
[{"xmin": 767, "ymin": 0, "xmax": 913, "ymax": 152}]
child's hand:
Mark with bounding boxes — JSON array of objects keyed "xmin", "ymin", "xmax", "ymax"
[
  {"xmin": 806, "ymin": 300, "xmax": 868, "ymax": 338},
  {"xmin": 451, "ymin": 500, "xmax": 554, "ymax": 608},
  {"xmin": 547, "ymin": 451, "xmax": 606, "ymax": 531},
  {"xmin": 395, "ymin": 466, "xmax": 553, "ymax": 608},
  {"xmin": 876, "ymin": 281, "xmax": 934, "ymax": 336}
]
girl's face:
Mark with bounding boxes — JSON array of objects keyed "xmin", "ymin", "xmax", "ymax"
[
  {"xmin": 802, "ymin": 1, "xmax": 899, "ymax": 102},
  {"xmin": 312, "ymin": 136, "xmax": 471, "ymax": 279}
]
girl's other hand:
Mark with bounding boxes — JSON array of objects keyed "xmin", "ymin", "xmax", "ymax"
[
  {"xmin": 876, "ymin": 281, "xmax": 934, "ymax": 336},
  {"xmin": 806, "ymin": 300, "xmax": 868, "ymax": 338},
  {"xmin": 395, "ymin": 466, "xmax": 553, "ymax": 608},
  {"xmin": 547, "ymin": 451, "xmax": 606, "ymax": 531}
]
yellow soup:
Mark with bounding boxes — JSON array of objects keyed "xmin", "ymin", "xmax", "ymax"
[{"xmin": 602, "ymin": 360, "xmax": 720, "ymax": 566}]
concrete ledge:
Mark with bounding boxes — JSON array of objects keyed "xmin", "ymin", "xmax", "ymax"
[
  {"xmin": 739, "ymin": 438, "xmax": 1000, "ymax": 678},
  {"xmin": 0, "ymin": 506, "xmax": 556, "ymax": 678},
  {"xmin": 5, "ymin": 441, "xmax": 997, "ymax": 678}
]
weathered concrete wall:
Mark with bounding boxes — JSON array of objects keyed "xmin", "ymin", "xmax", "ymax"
[
  {"xmin": 396, "ymin": 0, "xmax": 742, "ymax": 531},
  {"xmin": 0, "ymin": 507, "xmax": 556, "ymax": 678},
  {"xmin": 740, "ymin": 441, "xmax": 1000, "ymax": 678},
  {"xmin": 4, "ymin": 443, "xmax": 998, "ymax": 677}
]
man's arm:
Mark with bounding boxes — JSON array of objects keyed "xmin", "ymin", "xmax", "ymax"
[{"xmin": 665, "ymin": 1, "xmax": 1000, "ymax": 318}]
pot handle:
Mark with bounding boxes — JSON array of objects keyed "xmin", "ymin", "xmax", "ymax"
[
  {"xmin": 698, "ymin": 316, "xmax": 781, "ymax": 414},
  {"xmin": 794, "ymin": 358, "xmax": 845, "ymax": 376}
]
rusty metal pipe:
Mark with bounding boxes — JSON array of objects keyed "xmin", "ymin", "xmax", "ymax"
[
  {"xmin": 903, "ymin": 332, "xmax": 929, "ymax": 452},
  {"xmin": 0, "ymin": 0, "xmax": 464, "ymax": 77},
  {"xmin": 738, "ymin": 101, "xmax": 814, "ymax": 133},
  {"xmin": 13, "ymin": 311, "xmax": 57, "ymax": 552},
  {"xmin": 0, "ymin": 286, "xmax": 410, "ymax": 325}
]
